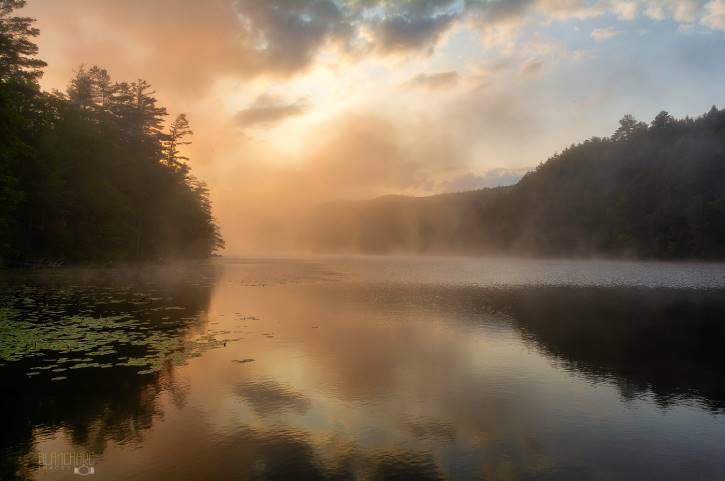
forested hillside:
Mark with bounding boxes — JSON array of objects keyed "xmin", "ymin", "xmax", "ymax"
[
  {"xmin": 306, "ymin": 108, "xmax": 725, "ymax": 259},
  {"xmin": 0, "ymin": 1, "xmax": 222, "ymax": 265}
]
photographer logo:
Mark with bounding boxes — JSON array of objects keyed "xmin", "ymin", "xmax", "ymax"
[{"xmin": 38, "ymin": 451, "xmax": 96, "ymax": 475}]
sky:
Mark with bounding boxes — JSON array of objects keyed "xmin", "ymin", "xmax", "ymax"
[{"xmin": 21, "ymin": 0, "xmax": 725, "ymax": 253}]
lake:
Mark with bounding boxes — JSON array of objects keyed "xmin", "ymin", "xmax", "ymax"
[{"xmin": 2, "ymin": 257, "xmax": 725, "ymax": 481}]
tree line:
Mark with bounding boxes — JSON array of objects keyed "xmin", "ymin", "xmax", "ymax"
[
  {"xmin": 306, "ymin": 107, "xmax": 725, "ymax": 259},
  {"xmin": 1, "ymin": 0, "xmax": 223, "ymax": 265}
]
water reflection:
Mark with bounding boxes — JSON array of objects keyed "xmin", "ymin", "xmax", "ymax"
[
  {"xmin": 0, "ymin": 262, "xmax": 219, "ymax": 480},
  {"xmin": 236, "ymin": 380, "xmax": 311, "ymax": 416},
  {"xmin": 494, "ymin": 287, "xmax": 725, "ymax": 411},
  {"xmin": 1, "ymin": 258, "xmax": 725, "ymax": 481}
]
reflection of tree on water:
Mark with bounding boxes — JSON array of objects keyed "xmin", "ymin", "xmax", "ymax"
[
  {"xmin": 0, "ymin": 262, "xmax": 220, "ymax": 481},
  {"xmin": 489, "ymin": 287, "xmax": 725, "ymax": 411},
  {"xmin": 1, "ymin": 263, "xmax": 446, "ymax": 481},
  {"xmin": 364, "ymin": 284, "xmax": 725, "ymax": 411},
  {"xmin": 3, "ymin": 273, "xmax": 725, "ymax": 481},
  {"xmin": 218, "ymin": 284, "xmax": 725, "ymax": 481}
]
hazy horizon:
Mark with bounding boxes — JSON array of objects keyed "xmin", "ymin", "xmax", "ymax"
[
  {"xmin": 4, "ymin": 3, "xmax": 725, "ymax": 479},
  {"xmin": 19, "ymin": 0, "xmax": 725, "ymax": 254}
]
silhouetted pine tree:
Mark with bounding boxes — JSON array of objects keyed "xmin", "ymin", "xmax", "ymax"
[{"xmin": 0, "ymin": 1, "xmax": 222, "ymax": 264}]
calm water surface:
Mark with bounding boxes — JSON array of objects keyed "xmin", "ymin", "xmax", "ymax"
[{"xmin": 2, "ymin": 257, "xmax": 725, "ymax": 481}]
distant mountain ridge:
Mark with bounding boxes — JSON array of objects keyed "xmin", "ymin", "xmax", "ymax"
[{"xmin": 305, "ymin": 107, "xmax": 725, "ymax": 259}]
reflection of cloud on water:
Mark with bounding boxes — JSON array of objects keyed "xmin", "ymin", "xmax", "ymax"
[
  {"xmin": 8, "ymin": 262, "xmax": 725, "ymax": 481},
  {"xmin": 403, "ymin": 417, "xmax": 456, "ymax": 441},
  {"xmin": 236, "ymin": 379, "xmax": 310, "ymax": 416},
  {"xmin": 215, "ymin": 279, "xmax": 725, "ymax": 480},
  {"xmin": 0, "ymin": 262, "xmax": 220, "ymax": 481}
]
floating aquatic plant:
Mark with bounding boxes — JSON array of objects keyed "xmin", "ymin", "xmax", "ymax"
[{"xmin": 0, "ymin": 289, "xmax": 243, "ymax": 379}]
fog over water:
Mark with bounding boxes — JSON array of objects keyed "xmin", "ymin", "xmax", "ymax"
[
  {"xmin": 2, "ymin": 257, "xmax": 725, "ymax": 481},
  {"xmin": 3, "ymin": 1, "xmax": 725, "ymax": 479},
  {"xmin": 20, "ymin": 0, "xmax": 725, "ymax": 255}
]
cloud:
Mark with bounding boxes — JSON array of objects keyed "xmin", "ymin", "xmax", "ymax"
[
  {"xmin": 404, "ymin": 70, "xmax": 460, "ymax": 89},
  {"xmin": 702, "ymin": 0, "xmax": 725, "ymax": 30},
  {"xmin": 640, "ymin": 0, "xmax": 709, "ymax": 24},
  {"xmin": 24, "ymin": 0, "xmax": 463, "ymax": 94},
  {"xmin": 644, "ymin": 2, "xmax": 666, "ymax": 20},
  {"xmin": 467, "ymin": 0, "xmax": 536, "ymax": 24},
  {"xmin": 235, "ymin": 94, "xmax": 308, "ymax": 128},
  {"xmin": 613, "ymin": 0, "xmax": 639, "ymax": 20},
  {"xmin": 591, "ymin": 26, "xmax": 623, "ymax": 41},
  {"xmin": 233, "ymin": 0, "xmax": 354, "ymax": 75},
  {"xmin": 372, "ymin": 14, "xmax": 461, "ymax": 54},
  {"xmin": 671, "ymin": 0, "xmax": 704, "ymax": 23},
  {"xmin": 297, "ymin": 111, "xmax": 467, "ymax": 196},
  {"xmin": 23, "ymin": 0, "xmax": 725, "ymax": 95},
  {"xmin": 536, "ymin": 0, "xmax": 607, "ymax": 20},
  {"xmin": 213, "ymin": 110, "xmax": 471, "ymax": 252},
  {"xmin": 468, "ymin": 0, "xmax": 725, "ymax": 33},
  {"xmin": 20, "ymin": 0, "xmax": 725, "ymax": 257},
  {"xmin": 520, "ymin": 59, "xmax": 544, "ymax": 76},
  {"xmin": 466, "ymin": 0, "xmax": 533, "ymax": 50}
]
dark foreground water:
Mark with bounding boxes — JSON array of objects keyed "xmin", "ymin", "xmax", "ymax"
[{"xmin": 2, "ymin": 257, "xmax": 725, "ymax": 481}]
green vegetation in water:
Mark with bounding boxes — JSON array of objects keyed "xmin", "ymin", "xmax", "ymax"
[{"xmin": 0, "ymin": 304, "xmax": 241, "ymax": 378}]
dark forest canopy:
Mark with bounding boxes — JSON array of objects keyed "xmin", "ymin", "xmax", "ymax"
[
  {"xmin": 305, "ymin": 107, "xmax": 725, "ymax": 259},
  {"xmin": 0, "ymin": 0, "xmax": 223, "ymax": 265}
]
